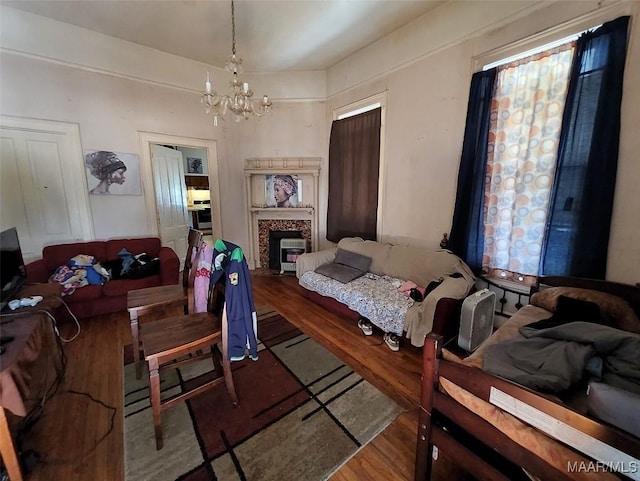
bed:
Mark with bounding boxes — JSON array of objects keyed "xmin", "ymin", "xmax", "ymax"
[{"xmin": 415, "ymin": 276, "xmax": 640, "ymax": 481}]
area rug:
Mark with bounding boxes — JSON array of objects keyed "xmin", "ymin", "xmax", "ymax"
[{"xmin": 123, "ymin": 306, "xmax": 404, "ymax": 481}]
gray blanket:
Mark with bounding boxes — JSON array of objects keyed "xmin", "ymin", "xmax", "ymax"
[{"xmin": 483, "ymin": 321, "xmax": 640, "ymax": 393}]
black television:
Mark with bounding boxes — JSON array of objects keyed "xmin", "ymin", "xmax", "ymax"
[{"xmin": 1, "ymin": 227, "xmax": 27, "ymax": 310}]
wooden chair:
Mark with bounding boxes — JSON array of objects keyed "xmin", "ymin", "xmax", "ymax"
[
  {"xmin": 127, "ymin": 228, "xmax": 204, "ymax": 379},
  {"xmin": 139, "ymin": 268, "xmax": 238, "ymax": 450}
]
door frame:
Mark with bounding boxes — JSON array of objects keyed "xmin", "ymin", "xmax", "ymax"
[{"xmin": 139, "ymin": 132, "xmax": 222, "ymax": 239}]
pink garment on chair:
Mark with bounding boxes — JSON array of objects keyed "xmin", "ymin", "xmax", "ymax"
[{"xmin": 193, "ymin": 241, "xmax": 213, "ymax": 313}]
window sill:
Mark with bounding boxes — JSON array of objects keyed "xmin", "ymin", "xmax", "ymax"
[{"xmin": 480, "ymin": 275, "xmax": 531, "ymax": 295}]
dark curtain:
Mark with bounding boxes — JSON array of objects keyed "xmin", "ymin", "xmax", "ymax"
[
  {"xmin": 541, "ymin": 16, "xmax": 629, "ymax": 278},
  {"xmin": 448, "ymin": 69, "xmax": 496, "ymax": 272},
  {"xmin": 327, "ymin": 108, "xmax": 381, "ymax": 243}
]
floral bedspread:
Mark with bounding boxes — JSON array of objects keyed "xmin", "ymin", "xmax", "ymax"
[{"xmin": 299, "ymin": 271, "xmax": 414, "ymax": 335}]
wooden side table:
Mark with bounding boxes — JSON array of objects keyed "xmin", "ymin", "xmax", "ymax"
[{"xmin": 0, "ymin": 283, "xmax": 63, "ymax": 481}]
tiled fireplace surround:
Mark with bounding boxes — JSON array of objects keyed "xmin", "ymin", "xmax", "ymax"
[{"xmin": 257, "ymin": 219, "xmax": 312, "ymax": 269}]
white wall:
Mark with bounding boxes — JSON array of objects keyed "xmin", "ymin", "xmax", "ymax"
[
  {"xmin": 227, "ymin": 101, "xmax": 328, "ymax": 249},
  {"xmin": 0, "ymin": 52, "xmax": 325, "ymax": 249},
  {"xmin": 326, "ymin": 0, "xmax": 640, "ymax": 284}
]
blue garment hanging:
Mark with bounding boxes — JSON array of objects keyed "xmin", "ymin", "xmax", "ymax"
[{"xmin": 209, "ymin": 239, "xmax": 258, "ymax": 361}]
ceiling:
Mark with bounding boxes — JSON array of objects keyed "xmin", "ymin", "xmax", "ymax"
[{"xmin": 2, "ymin": 0, "xmax": 445, "ymax": 72}]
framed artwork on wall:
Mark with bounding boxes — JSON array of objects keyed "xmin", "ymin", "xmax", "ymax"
[
  {"xmin": 265, "ymin": 174, "xmax": 301, "ymax": 208},
  {"xmin": 187, "ymin": 157, "xmax": 205, "ymax": 174},
  {"xmin": 84, "ymin": 150, "xmax": 142, "ymax": 195}
]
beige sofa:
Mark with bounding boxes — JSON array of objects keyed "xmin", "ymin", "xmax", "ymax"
[{"xmin": 296, "ymin": 237, "xmax": 476, "ymax": 347}]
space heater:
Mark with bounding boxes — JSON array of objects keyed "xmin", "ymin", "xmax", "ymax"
[
  {"xmin": 458, "ymin": 288, "xmax": 496, "ymax": 352},
  {"xmin": 279, "ymin": 238, "xmax": 306, "ymax": 274}
]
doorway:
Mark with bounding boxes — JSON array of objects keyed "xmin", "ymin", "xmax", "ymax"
[{"xmin": 139, "ymin": 132, "xmax": 222, "ymax": 264}]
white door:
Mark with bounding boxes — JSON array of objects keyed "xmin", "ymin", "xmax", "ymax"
[
  {"xmin": 0, "ymin": 117, "xmax": 93, "ymax": 261},
  {"xmin": 150, "ymin": 144, "xmax": 189, "ymax": 268}
]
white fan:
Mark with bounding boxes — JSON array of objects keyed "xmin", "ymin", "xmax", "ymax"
[{"xmin": 458, "ymin": 288, "xmax": 496, "ymax": 352}]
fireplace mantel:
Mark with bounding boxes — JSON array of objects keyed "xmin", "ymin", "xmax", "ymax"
[{"xmin": 244, "ymin": 158, "xmax": 320, "ymax": 269}]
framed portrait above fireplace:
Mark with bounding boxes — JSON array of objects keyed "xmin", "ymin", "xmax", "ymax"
[{"xmin": 265, "ymin": 174, "xmax": 302, "ymax": 208}]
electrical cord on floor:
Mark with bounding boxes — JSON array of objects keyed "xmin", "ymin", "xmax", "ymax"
[
  {"xmin": 37, "ymin": 389, "xmax": 117, "ymax": 466},
  {"xmin": 47, "ymin": 296, "xmax": 81, "ymax": 343},
  {"xmin": 17, "ymin": 379, "xmax": 117, "ymax": 468},
  {"xmin": 0, "ymin": 298, "xmax": 80, "ymax": 342}
]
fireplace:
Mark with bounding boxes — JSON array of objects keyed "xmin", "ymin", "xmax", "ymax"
[
  {"xmin": 244, "ymin": 157, "xmax": 320, "ymax": 269},
  {"xmin": 257, "ymin": 219, "xmax": 311, "ymax": 269}
]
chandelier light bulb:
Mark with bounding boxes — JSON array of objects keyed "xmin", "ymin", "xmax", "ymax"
[{"xmin": 205, "ymin": 72, "xmax": 213, "ymax": 94}]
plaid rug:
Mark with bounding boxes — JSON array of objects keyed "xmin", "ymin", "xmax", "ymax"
[{"xmin": 123, "ymin": 306, "xmax": 403, "ymax": 481}]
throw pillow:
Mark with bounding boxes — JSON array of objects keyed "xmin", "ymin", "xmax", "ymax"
[
  {"xmin": 530, "ymin": 287, "xmax": 640, "ymax": 333},
  {"xmin": 314, "ymin": 263, "xmax": 364, "ymax": 283},
  {"xmin": 525, "ymin": 295, "xmax": 605, "ymax": 330},
  {"xmin": 314, "ymin": 248, "xmax": 372, "ymax": 284},
  {"xmin": 334, "ymin": 248, "xmax": 372, "ymax": 272}
]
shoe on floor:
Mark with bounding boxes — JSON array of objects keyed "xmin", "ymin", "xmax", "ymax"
[
  {"xmin": 358, "ymin": 318, "xmax": 373, "ymax": 336},
  {"xmin": 384, "ymin": 333, "xmax": 400, "ymax": 352}
]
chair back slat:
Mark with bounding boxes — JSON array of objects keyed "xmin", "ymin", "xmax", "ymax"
[
  {"xmin": 182, "ymin": 229, "xmax": 204, "ymax": 291},
  {"xmin": 207, "ymin": 279, "xmax": 225, "ymax": 316}
]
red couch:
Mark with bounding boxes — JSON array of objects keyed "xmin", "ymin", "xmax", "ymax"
[{"xmin": 26, "ymin": 237, "xmax": 179, "ymax": 319}]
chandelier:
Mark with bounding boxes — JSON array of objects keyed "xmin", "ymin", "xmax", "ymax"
[{"xmin": 201, "ymin": 0, "xmax": 272, "ymax": 126}]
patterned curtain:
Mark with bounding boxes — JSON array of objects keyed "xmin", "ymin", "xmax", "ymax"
[{"xmin": 482, "ymin": 43, "xmax": 575, "ymax": 284}]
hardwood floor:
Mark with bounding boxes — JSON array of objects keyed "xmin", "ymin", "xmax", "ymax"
[{"xmin": 17, "ymin": 273, "xmax": 472, "ymax": 480}]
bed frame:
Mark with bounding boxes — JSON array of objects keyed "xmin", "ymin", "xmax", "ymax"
[{"xmin": 415, "ymin": 276, "xmax": 640, "ymax": 481}]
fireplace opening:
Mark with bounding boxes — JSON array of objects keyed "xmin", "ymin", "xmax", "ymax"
[{"xmin": 268, "ymin": 230, "xmax": 303, "ymax": 270}]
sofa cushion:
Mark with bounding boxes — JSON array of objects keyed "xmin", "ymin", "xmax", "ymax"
[
  {"xmin": 63, "ymin": 284, "xmax": 103, "ymax": 302},
  {"xmin": 102, "ymin": 275, "xmax": 161, "ymax": 297},
  {"xmin": 300, "ymin": 270, "xmax": 411, "ymax": 335},
  {"xmin": 105, "ymin": 237, "xmax": 161, "ymax": 259},
  {"xmin": 385, "ymin": 245, "xmax": 463, "ymax": 287},
  {"xmin": 42, "ymin": 242, "xmax": 108, "ymax": 272},
  {"xmin": 335, "ymin": 237, "xmax": 470, "ymax": 287},
  {"xmin": 337, "ymin": 238, "xmax": 391, "ymax": 275},
  {"xmin": 102, "ymin": 255, "xmax": 161, "ymax": 280}
]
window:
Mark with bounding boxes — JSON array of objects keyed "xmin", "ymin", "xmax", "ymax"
[
  {"xmin": 450, "ymin": 16, "xmax": 630, "ymax": 284},
  {"xmin": 327, "ymin": 94, "xmax": 386, "ymax": 242},
  {"xmin": 336, "ymin": 102, "xmax": 381, "ymax": 120},
  {"xmin": 482, "ymin": 43, "xmax": 575, "ymax": 284}
]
